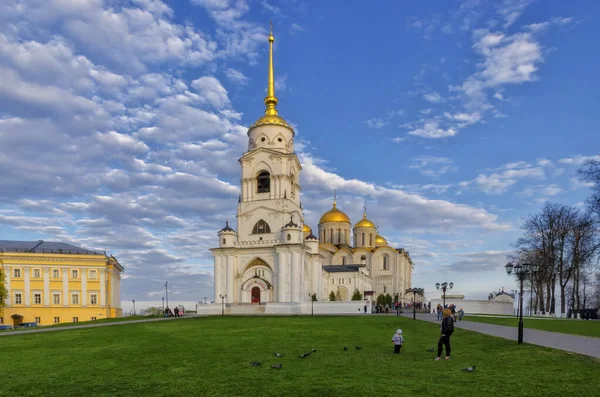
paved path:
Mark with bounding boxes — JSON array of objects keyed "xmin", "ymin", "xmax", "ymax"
[
  {"xmin": 403, "ymin": 313, "xmax": 600, "ymax": 359},
  {"xmin": 0, "ymin": 316, "xmax": 191, "ymax": 337}
]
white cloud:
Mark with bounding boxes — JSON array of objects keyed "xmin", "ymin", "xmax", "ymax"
[
  {"xmin": 526, "ymin": 17, "xmax": 574, "ymax": 32},
  {"xmin": 224, "ymin": 68, "xmax": 249, "ymax": 84},
  {"xmin": 465, "ymin": 161, "xmax": 546, "ymax": 194},
  {"xmin": 444, "ymin": 111, "xmax": 482, "ymax": 127},
  {"xmin": 497, "ymin": 0, "xmax": 531, "ymax": 29},
  {"xmin": 290, "ymin": 23, "xmax": 304, "ymax": 35},
  {"xmin": 408, "ymin": 121, "xmax": 457, "ymax": 139},
  {"xmin": 409, "ymin": 156, "xmax": 457, "ymax": 178},
  {"xmin": 191, "ymin": 76, "xmax": 231, "ymax": 109},
  {"xmin": 424, "ymin": 91, "xmax": 444, "ymax": 103},
  {"xmin": 558, "ymin": 155, "xmax": 600, "ymax": 165}
]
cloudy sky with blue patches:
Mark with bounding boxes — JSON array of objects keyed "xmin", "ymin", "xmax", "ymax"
[{"xmin": 1, "ymin": 0, "xmax": 598, "ymax": 309}]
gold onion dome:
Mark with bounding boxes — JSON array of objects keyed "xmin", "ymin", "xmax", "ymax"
[
  {"xmin": 249, "ymin": 22, "xmax": 293, "ymax": 133},
  {"xmin": 303, "ymin": 224, "xmax": 312, "ymax": 233},
  {"xmin": 375, "ymin": 234, "xmax": 388, "ymax": 246},
  {"xmin": 319, "ymin": 202, "xmax": 351, "ymax": 224},
  {"xmin": 353, "ymin": 210, "xmax": 376, "ymax": 229}
]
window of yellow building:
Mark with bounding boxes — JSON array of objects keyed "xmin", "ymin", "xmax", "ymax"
[
  {"xmin": 53, "ymin": 294, "xmax": 60, "ymax": 304},
  {"xmin": 73, "ymin": 317, "xmax": 79, "ymax": 323},
  {"xmin": 72, "ymin": 293, "xmax": 79, "ymax": 304},
  {"xmin": 35, "ymin": 317, "xmax": 41, "ymax": 324},
  {"xmin": 90, "ymin": 270, "xmax": 97, "ymax": 280},
  {"xmin": 14, "ymin": 268, "xmax": 21, "ymax": 278},
  {"xmin": 14, "ymin": 293, "xmax": 22, "ymax": 304},
  {"xmin": 90, "ymin": 294, "xmax": 98, "ymax": 305},
  {"xmin": 0, "ymin": 317, "xmax": 3, "ymax": 324},
  {"xmin": 54, "ymin": 317, "xmax": 60, "ymax": 324},
  {"xmin": 53, "ymin": 269, "xmax": 60, "ymax": 278},
  {"xmin": 91, "ymin": 317, "xmax": 97, "ymax": 321},
  {"xmin": 72, "ymin": 270, "xmax": 78, "ymax": 279},
  {"xmin": 33, "ymin": 269, "xmax": 41, "ymax": 278},
  {"xmin": 34, "ymin": 293, "xmax": 42, "ymax": 304}
]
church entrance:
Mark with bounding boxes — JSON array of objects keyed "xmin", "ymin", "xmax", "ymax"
[{"xmin": 251, "ymin": 287, "xmax": 261, "ymax": 304}]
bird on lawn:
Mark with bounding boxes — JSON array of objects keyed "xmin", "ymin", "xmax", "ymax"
[
  {"xmin": 273, "ymin": 353, "xmax": 284, "ymax": 357},
  {"xmin": 462, "ymin": 365, "xmax": 477, "ymax": 373},
  {"xmin": 271, "ymin": 364, "xmax": 283, "ymax": 369},
  {"xmin": 298, "ymin": 353, "xmax": 309, "ymax": 358},
  {"xmin": 355, "ymin": 346, "xmax": 363, "ymax": 350},
  {"xmin": 312, "ymin": 348, "xmax": 317, "ymax": 353},
  {"xmin": 426, "ymin": 347, "xmax": 435, "ymax": 352},
  {"xmin": 344, "ymin": 346, "xmax": 348, "ymax": 351},
  {"xmin": 249, "ymin": 361, "xmax": 261, "ymax": 366}
]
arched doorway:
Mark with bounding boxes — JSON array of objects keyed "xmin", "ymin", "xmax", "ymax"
[
  {"xmin": 337, "ymin": 287, "xmax": 348, "ymax": 301},
  {"xmin": 251, "ymin": 287, "xmax": 261, "ymax": 304}
]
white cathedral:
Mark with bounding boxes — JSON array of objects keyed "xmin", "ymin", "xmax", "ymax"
[{"xmin": 210, "ymin": 27, "xmax": 413, "ymax": 313}]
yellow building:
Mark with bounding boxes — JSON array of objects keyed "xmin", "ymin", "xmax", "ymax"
[{"xmin": 0, "ymin": 240, "xmax": 124, "ymax": 326}]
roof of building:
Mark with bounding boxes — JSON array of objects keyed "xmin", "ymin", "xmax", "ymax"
[
  {"xmin": 323, "ymin": 264, "xmax": 365, "ymax": 273},
  {"xmin": 0, "ymin": 240, "xmax": 104, "ymax": 255},
  {"xmin": 219, "ymin": 220, "xmax": 236, "ymax": 233}
]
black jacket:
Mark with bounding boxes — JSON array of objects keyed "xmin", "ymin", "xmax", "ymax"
[{"xmin": 441, "ymin": 316, "xmax": 454, "ymax": 335}]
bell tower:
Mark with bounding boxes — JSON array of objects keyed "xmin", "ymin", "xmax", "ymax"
[{"xmin": 237, "ymin": 23, "xmax": 303, "ymax": 243}]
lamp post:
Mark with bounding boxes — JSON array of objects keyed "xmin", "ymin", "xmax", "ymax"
[
  {"xmin": 308, "ymin": 293, "xmax": 314, "ymax": 316},
  {"xmin": 165, "ymin": 281, "xmax": 169, "ymax": 309},
  {"xmin": 435, "ymin": 281, "xmax": 453, "ymax": 308},
  {"xmin": 406, "ymin": 288, "xmax": 423, "ymax": 320},
  {"xmin": 162, "ymin": 297, "xmax": 164, "ymax": 315},
  {"xmin": 505, "ymin": 262, "xmax": 539, "ymax": 344},
  {"xmin": 219, "ymin": 294, "xmax": 226, "ymax": 316},
  {"xmin": 132, "ymin": 299, "xmax": 136, "ymax": 316}
]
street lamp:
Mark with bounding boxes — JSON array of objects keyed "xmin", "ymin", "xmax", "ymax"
[
  {"xmin": 132, "ymin": 299, "xmax": 136, "ymax": 316},
  {"xmin": 308, "ymin": 293, "xmax": 314, "ymax": 316},
  {"xmin": 505, "ymin": 262, "xmax": 539, "ymax": 344},
  {"xmin": 406, "ymin": 288, "xmax": 423, "ymax": 320},
  {"xmin": 165, "ymin": 281, "xmax": 169, "ymax": 309},
  {"xmin": 219, "ymin": 294, "xmax": 227, "ymax": 316},
  {"xmin": 435, "ymin": 281, "xmax": 453, "ymax": 308},
  {"xmin": 162, "ymin": 297, "xmax": 164, "ymax": 315}
]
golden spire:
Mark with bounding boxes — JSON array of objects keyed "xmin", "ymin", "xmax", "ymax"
[
  {"xmin": 363, "ymin": 204, "xmax": 367, "ymax": 218},
  {"xmin": 333, "ymin": 189, "xmax": 337, "ymax": 207},
  {"xmin": 264, "ymin": 21, "xmax": 278, "ymax": 117}
]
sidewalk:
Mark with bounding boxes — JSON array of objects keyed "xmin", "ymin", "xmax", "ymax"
[{"xmin": 403, "ymin": 313, "xmax": 600, "ymax": 359}]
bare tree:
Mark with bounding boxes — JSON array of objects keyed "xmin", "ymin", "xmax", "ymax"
[{"xmin": 578, "ymin": 159, "xmax": 600, "ymax": 219}]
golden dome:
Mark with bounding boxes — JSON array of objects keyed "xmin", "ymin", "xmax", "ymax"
[
  {"xmin": 303, "ymin": 224, "xmax": 312, "ymax": 233},
  {"xmin": 319, "ymin": 203, "xmax": 351, "ymax": 224},
  {"xmin": 250, "ymin": 114, "xmax": 294, "ymax": 132},
  {"xmin": 354, "ymin": 213, "xmax": 376, "ymax": 229},
  {"xmin": 375, "ymin": 234, "xmax": 388, "ymax": 246}
]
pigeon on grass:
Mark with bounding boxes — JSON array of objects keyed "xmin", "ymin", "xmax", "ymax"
[
  {"xmin": 426, "ymin": 347, "xmax": 435, "ymax": 352},
  {"xmin": 249, "ymin": 361, "xmax": 261, "ymax": 366},
  {"xmin": 462, "ymin": 365, "xmax": 477, "ymax": 373},
  {"xmin": 355, "ymin": 346, "xmax": 363, "ymax": 350},
  {"xmin": 271, "ymin": 364, "xmax": 283, "ymax": 369},
  {"xmin": 343, "ymin": 346, "xmax": 348, "ymax": 351},
  {"xmin": 312, "ymin": 348, "xmax": 317, "ymax": 353},
  {"xmin": 273, "ymin": 353, "xmax": 284, "ymax": 357}
]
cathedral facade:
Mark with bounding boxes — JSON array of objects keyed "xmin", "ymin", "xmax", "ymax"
[{"xmin": 210, "ymin": 28, "xmax": 413, "ymax": 309}]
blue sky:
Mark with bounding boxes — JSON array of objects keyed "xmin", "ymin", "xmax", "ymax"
[{"xmin": 1, "ymin": 0, "xmax": 598, "ymax": 309}]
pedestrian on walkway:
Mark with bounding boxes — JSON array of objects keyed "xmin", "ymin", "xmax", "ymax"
[
  {"xmin": 435, "ymin": 308, "xmax": 454, "ymax": 361},
  {"xmin": 174, "ymin": 306, "xmax": 180, "ymax": 318},
  {"xmin": 436, "ymin": 304, "xmax": 443, "ymax": 321}
]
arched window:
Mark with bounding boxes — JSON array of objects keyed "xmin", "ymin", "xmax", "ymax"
[
  {"xmin": 369, "ymin": 234, "xmax": 373, "ymax": 246},
  {"xmin": 361, "ymin": 233, "xmax": 365, "ymax": 246},
  {"xmin": 256, "ymin": 171, "xmax": 270, "ymax": 193},
  {"xmin": 383, "ymin": 255, "xmax": 389, "ymax": 270},
  {"xmin": 290, "ymin": 174, "xmax": 295, "ymax": 198},
  {"xmin": 361, "ymin": 255, "xmax": 366, "ymax": 265},
  {"xmin": 222, "ymin": 238, "xmax": 226, "ymax": 244},
  {"xmin": 342, "ymin": 257, "xmax": 346, "ymax": 265},
  {"xmin": 252, "ymin": 219, "xmax": 271, "ymax": 234},
  {"xmin": 287, "ymin": 233, "xmax": 291, "ymax": 241}
]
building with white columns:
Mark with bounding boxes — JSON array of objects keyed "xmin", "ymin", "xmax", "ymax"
[{"xmin": 209, "ymin": 27, "xmax": 413, "ymax": 312}]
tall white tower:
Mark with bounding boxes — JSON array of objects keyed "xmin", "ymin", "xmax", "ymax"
[{"xmin": 237, "ymin": 23, "xmax": 303, "ymax": 243}]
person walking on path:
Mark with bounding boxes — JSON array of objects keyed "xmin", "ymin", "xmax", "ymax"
[
  {"xmin": 435, "ymin": 308, "xmax": 454, "ymax": 361},
  {"xmin": 392, "ymin": 329, "xmax": 404, "ymax": 354},
  {"xmin": 436, "ymin": 304, "xmax": 443, "ymax": 321},
  {"xmin": 174, "ymin": 306, "xmax": 180, "ymax": 318},
  {"xmin": 363, "ymin": 304, "xmax": 367, "ymax": 314}
]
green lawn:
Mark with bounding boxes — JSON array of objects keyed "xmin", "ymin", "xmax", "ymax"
[
  {"xmin": 463, "ymin": 316, "xmax": 600, "ymax": 338},
  {"xmin": 1, "ymin": 316, "xmax": 598, "ymax": 397}
]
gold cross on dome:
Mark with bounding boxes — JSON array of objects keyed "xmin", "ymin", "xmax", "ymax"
[{"xmin": 269, "ymin": 21, "xmax": 273, "ymax": 35}]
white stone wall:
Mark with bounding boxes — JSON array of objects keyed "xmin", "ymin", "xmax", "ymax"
[{"xmin": 430, "ymin": 299, "xmax": 514, "ymax": 315}]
